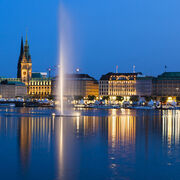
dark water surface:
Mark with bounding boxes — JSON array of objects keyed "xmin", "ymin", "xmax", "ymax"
[{"xmin": 0, "ymin": 107, "xmax": 180, "ymax": 180}]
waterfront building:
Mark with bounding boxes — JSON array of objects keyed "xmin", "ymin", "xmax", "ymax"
[
  {"xmin": 13, "ymin": 36, "xmax": 180, "ymax": 102},
  {"xmin": 0, "ymin": 80, "xmax": 27, "ymax": 99},
  {"xmin": 65, "ymin": 74, "xmax": 99, "ymax": 98},
  {"xmin": 16, "ymin": 37, "xmax": 52, "ymax": 99},
  {"xmin": 28, "ymin": 73, "xmax": 52, "ymax": 99},
  {"xmin": 52, "ymin": 74, "xmax": 99, "ymax": 99},
  {"xmin": 152, "ymin": 72, "xmax": 180, "ymax": 100},
  {"xmin": 0, "ymin": 77, "xmax": 21, "ymax": 83},
  {"xmin": 99, "ymin": 71, "xmax": 180, "ymax": 102},
  {"xmin": 17, "ymin": 37, "xmax": 32, "ymax": 85},
  {"xmin": 99, "ymin": 72, "xmax": 141, "ymax": 100},
  {"xmin": 136, "ymin": 76, "xmax": 154, "ymax": 97}
]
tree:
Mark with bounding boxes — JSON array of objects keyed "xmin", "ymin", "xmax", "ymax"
[
  {"xmin": 116, "ymin": 96, "xmax": 124, "ymax": 102},
  {"xmin": 160, "ymin": 97, "xmax": 167, "ymax": 103},
  {"xmin": 102, "ymin": 96, "xmax": 109, "ymax": 100},
  {"xmin": 31, "ymin": 94, "xmax": 40, "ymax": 99},
  {"xmin": 88, "ymin": 95, "xmax": 96, "ymax": 101},
  {"xmin": 74, "ymin": 96, "xmax": 83, "ymax": 101},
  {"xmin": 144, "ymin": 96, "xmax": 152, "ymax": 102},
  {"xmin": 176, "ymin": 96, "xmax": 180, "ymax": 102},
  {"xmin": 130, "ymin": 95, "xmax": 139, "ymax": 102}
]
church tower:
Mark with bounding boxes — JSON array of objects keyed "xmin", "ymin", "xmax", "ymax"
[
  {"xmin": 17, "ymin": 36, "xmax": 32, "ymax": 85},
  {"xmin": 17, "ymin": 37, "xmax": 24, "ymax": 78}
]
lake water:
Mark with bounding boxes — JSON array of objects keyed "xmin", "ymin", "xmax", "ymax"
[{"xmin": 0, "ymin": 107, "xmax": 180, "ymax": 180}]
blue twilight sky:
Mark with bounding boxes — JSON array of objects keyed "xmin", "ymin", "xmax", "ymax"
[{"xmin": 0, "ymin": 0, "xmax": 180, "ymax": 79}]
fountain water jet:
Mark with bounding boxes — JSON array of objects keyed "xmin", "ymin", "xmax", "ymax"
[
  {"xmin": 54, "ymin": 4, "xmax": 80, "ymax": 117},
  {"xmin": 58, "ymin": 51, "xmax": 64, "ymax": 115},
  {"xmin": 55, "ymin": 55, "xmax": 80, "ymax": 117}
]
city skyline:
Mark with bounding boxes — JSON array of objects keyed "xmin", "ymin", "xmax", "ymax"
[
  {"xmin": 1, "ymin": 0, "xmax": 180, "ymax": 79},
  {"xmin": 1, "ymin": 1, "xmax": 180, "ymax": 179}
]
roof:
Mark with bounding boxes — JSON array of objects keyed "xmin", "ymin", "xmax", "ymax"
[
  {"xmin": 30, "ymin": 78, "xmax": 52, "ymax": 81},
  {"xmin": 0, "ymin": 78, "xmax": 21, "ymax": 81},
  {"xmin": 32, "ymin": 72, "xmax": 47, "ymax": 79},
  {"xmin": 137, "ymin": 76, "xmax": 154, "ymax": 80},
  {"xmin": 0, "ymin": 80, "xmax": 25, "ymax": 86},
  {"xmin": 32, "ymin": 73, "xmax": 43, "ymax": 79},
  {"xmin": 65, "ymin": 74, "xmax": 98, "ymax": 82},
  {"xmin": 100, "ymin": 72, "xmax": 142, "ymax": 80},
  {"xmin": 66, "ymin": 73, "xmax": 92, "ymax": 78},
  {"xmin": 157, "ymin": 72, "xmax": 180, "ymax": 80}
]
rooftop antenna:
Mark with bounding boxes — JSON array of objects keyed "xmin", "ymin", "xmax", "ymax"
[
  {"xmin": 165, "ymin": 65, "xmax": 167, "ymax": 72},
  {"xmin": 47, "ymin": 66, "xmax": 52, "ymax": 78},
  {"xmin": 133, "ymin": 65, "xmax": 136, "ymax": 73},
  {"xmin": 25, "ymin": 28, "xmax": 28, "ymax": 42},
  {"xmin": 76, "ymin": 68, "xmax": 80, "ymax": 74},
  {"xmin": 116, "ymin": 65, "xmax": 118, "ymax": 73}
]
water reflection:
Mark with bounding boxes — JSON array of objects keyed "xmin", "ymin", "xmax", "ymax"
[
  {"xmin": 18, "ymin": 116, "xmax": 32, "ymax": 169},
  {"xmin": 73, "ymin": 116, "xmax": 99, "ymax": 138},
  {"xmin": 56, "ymin": 117, "xmax": 64, "ymax": 179},
  {"xmin": 0, "ymin": 108, "xmax": 180, "ymax": 179},
  {"xmin": 106, "ymin": 109, "xmax": 136, "ymax": 177},
  {"xmin": 16, "ymin": 108, "xmax": 54, "ymax": 171},
  {"xmin": 162, "ymin": 110, "xmax": 180, "ymax": 145},
  {"xmin": 108, "ymin": 109, "xmax": 136, "ymax": 147}
]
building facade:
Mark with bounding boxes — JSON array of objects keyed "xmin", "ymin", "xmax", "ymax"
[
  {"xmin": 16, "ymin": 37, "xmax": 52, "ymax": 99},
  {"xmin": 152, "ymin": 72, "xmax": 180, "ymax": 99},
  {"xmin": 99, "ymin": 72, "xmax": 141, "ymax": 99},
  {"xmin": 52, "ymin": 74, "xmax": 99, "ymax": 99},
  {"xmin": 136, "ymin": 76, "xmax": 153, "ymax": 97},
  {"xmin": 0, "ymin": 80, "xmax": 27, "ymax": 99},
  {"xmin": 28, "ymin": 73, "xmax": 52, "ymax": 98}
]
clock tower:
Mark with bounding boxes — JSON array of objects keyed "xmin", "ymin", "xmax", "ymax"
[{"xmin": 17, "ymin": 36, "xmax": 32, "ymax": 85}]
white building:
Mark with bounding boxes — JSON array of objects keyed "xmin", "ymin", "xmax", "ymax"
[{"xmin": 99, "ymin": 72, "xmax": 142, "ymax": 99}]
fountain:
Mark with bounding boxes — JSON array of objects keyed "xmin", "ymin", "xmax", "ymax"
[
  {"xmin": 58, "ymin": 49, "xmax": 64, "ymax": 116},
  {"xmin": 53, "ymin": 4, "xmax": 80, "ymax": 117},
  {"xmin": 54, "ymin": 55, "xmax": 80, "ymax": 117}
]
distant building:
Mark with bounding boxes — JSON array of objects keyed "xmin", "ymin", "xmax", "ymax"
[
  {"xmin": 153, "ymin": 72, "xmax": 180, "ymax": 99},
  {"xmin": 16, "ymin": 36, "xmax": 53, "ymax": 99},
  {"xmin": 28, "ymin": 73, "xmax": 52, "ymax": 98},
  {"xmin": 0, "ymin": 77, "xmax": 21, "ymax": 83},
  {"xmin": 136, "ymin": 76, "xmax": 154, "ymax": 96},
  {"xmin": 52, "ymin": 74, "xmax": 99, "ymax": 98},
  {"xmin": 0, "ymin": 80, "xmax": 27, "ymax": 99},
  {"xmin": 99, "ymin": 72, "xmax": 142, "ymax": 99},
  {"xmin": 17, "ymin": 37, "xmax": 32, "ymax": 85},
  {"xmin": 32, "ymin": 72, "xmax": 47, "ymax": 79}
]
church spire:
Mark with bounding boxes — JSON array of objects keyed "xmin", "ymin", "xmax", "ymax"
[
  {"xmin": 17, "ymin": 36, "xmax": 24, "ymax": 78},
  {"xmin": 20, "ymin": 36, "xmax": 24, "ymax": 58},
  {"xmin": 23, "ymin": 33, "xmax": 31, "ymax": 62},
  {"xmin": 17, "ymin": 33, "xmax": 32, "ymax": 84},
  {"xmin": 25, "ymin": 32, "xmax": 28, "ymax": 46}
]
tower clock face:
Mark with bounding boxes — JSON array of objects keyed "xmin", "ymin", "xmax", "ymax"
[{"xmin": 23, "ymin": 72, "xmax": 26, "ymax": 75}]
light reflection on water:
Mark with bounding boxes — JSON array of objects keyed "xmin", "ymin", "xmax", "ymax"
[
  {"xmin": 0, "ymin": 108, "xmax": 180, "ymax": 179},
  {"xmin": 162, "ymin": 110, "xmax": 180, "ymax": 146}
]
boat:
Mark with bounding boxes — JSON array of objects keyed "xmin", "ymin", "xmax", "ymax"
[{"xmin": 0, "ymin": 103, "xmax": 15, "ymax": 107}]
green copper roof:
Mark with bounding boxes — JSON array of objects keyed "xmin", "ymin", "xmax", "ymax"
[
  {"xmin": 32, "ymin": 73, "xmax": 43, "ymax": 79},
  {"xmin": 160, "ymin": 72, "xmax": 180, "ymax": 77},
  {"xmin": 7, "ymin": 81, "xmax": 25, "ymax": 85},
  {"xmin": 157, "ymin": 72, "xmax": 180, "ymax": 80},
  {"xmin": 0, "ymin": 80, "xmax": 25, "ymax": 86},
  {"xmin": 137, "ymin": 76, "xmax": 154, "ymax": 80}
]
